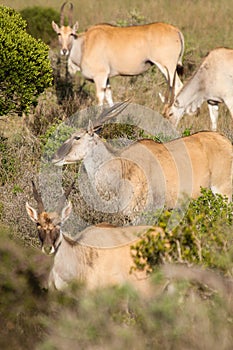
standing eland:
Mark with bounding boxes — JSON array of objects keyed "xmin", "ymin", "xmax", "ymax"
[
  {"xmin": 52, "ymin": 2, "xmax": 184, "ymax": 106},
  {"xmin": 51, "ymin": 103, "xmax": 233, "ymax": 220},
  {"xmin": 164, "ymin": 47, "xmax": 233, "ymax": 131},
  {"xmin": 26, "ymin": 181, "xmax": 156, "ymax": 293}
]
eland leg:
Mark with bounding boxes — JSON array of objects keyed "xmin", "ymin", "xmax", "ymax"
[
  {"xmin": 207, "ymin": 103, "xmax": 219, "ymax": 131},
  {"xmin": 155, "ymin": 62, "xmax": 183, "ymax": 103},
  {"xmin": 94, "ymin": 75, "xmax": 113, "ymax": 106},
  {"xmin": 105, "ymin": 78, "xmax": 114, "ymax": 106}
]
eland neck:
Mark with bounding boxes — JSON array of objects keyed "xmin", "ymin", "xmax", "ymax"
[
  {"xmin": 69, "ymin": 34, "xmax": 85, "ymax": 69},
  {"xmin": 83, "ymin": 137, "xmax": 115, "ymax": 176}
]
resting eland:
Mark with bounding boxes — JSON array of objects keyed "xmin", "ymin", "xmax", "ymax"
[
  {"xmin": 52, "ymin": 2, "xmax": 184, "ymax": 106},
  {"xmin": 26, "ymin": 181, "xmax": 156, "ymax": 293}
]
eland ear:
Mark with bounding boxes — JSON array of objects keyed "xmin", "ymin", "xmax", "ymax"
[
  {"xmin": 52, "ymin": 21, "xmax": 60, "ymax": 33},
  {"xmin": 61, "ymin": 201, "xmax": 72, "ymax": 223},
  {"xmin": 26, "ymin": 202, "xmax": 38, "ymax": 223},
  {"xmin": 73, "ymin": 21, "xmax": 79, "ymax": 32}
]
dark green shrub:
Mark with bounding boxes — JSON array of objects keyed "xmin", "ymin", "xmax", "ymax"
[
  {"xmin": 20, "ymin": 6, "xmax": 59, "ymax": 45},
  {"xmin": 132, "ymin": 188, "xmax": 233, "ymax": 274},
  {"xmin": 0, "ymin": 6, "xmax": 53, "ymax": 116}
]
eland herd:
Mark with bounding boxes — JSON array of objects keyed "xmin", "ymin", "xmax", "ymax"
[{"xmin": 26, "ymin": 2, "xmax": 233, "ymax": 292}]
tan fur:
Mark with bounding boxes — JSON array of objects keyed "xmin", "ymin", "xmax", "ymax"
[
  {"xmin": 50, "ymin": 225, "xmax": 157, "ymax": 292},
  {"xmin": 165, "ymin": 47, "xmax": 233, "ymax": 131},
  {"xmin": 52, "ymin": 20, "xmax": 184, "ymax": 105},
  {"xmin": 49, "ymin": 225, "xmax": 163, "ymax": 294},
  {"xmin": 26, "ymin": 198, "xmax": 158, "ymax": 294},
  {"xmin": 124, "ymin": 132, "xmax": 233, "ymax": 207},
  {"xmin": 53, "ymin": 131, "xmax": 233, "ymax": 218}
]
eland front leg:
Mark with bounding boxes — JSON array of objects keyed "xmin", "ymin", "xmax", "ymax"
[
  {"xmin": 94, "ymin": 75, "xmax": 114, "ymax": 106},
  {"xmin": 207, "ymin": 103, "xmax": 219, "ymax": 131}
]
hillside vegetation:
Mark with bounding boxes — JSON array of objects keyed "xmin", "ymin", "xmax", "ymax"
[{"xmin": 0, "ymin": 1, "xmax": 233, "ymax": 349}]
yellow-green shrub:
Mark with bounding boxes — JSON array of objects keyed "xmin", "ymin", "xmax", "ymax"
[
  {"xmin": 132, "ymin": 188, "xmax": 233, "ymax": 274},
  {"xmin": 0, "ymin": 6, "xmax": 53, "ymax": 115}
]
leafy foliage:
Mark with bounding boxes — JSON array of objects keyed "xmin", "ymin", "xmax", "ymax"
[
  {"xmin": 0, "ymin": 6, "xmax": 53, "ymax": 115},
  {"xmin": 40, "ymin": 121, "xmax": 75, "ymax": 161},
  {"xmin": 132, "ymin": 188, "xmax": 233, "ymax": 274},
  {"xmin": 20, "ymin": 6, "xmax": 59, "ymax": 45}
]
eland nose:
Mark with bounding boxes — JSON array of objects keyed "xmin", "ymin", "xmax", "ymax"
[
  {"xmin": 61, "ymin": 48, "xmax": 69, "ymax": 56},
  {"xmin": 42, "ymin": 245, "xmax": 55, "ymax": 255}
]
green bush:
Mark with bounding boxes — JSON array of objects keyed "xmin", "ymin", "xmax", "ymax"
[
  {"xmin": 132, "ymin": 188, "xmax": 233, "ymax": 274},
  {"xmin": 0, "ymin": 6, "xmax": 53, "ymax": 116},
  {"xmin": 20, "ymin": 6, "xmax": 59, "ymax": 45}
]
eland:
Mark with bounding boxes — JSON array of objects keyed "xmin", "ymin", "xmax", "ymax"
[
  {"xmin": 52, "ymin": 103, "xmax": 233, "ymax": 220},
  {"xmin": 26, "ymin": 181, "xmax": 155, "ymax": 293},
  {"xmin": 164, "ymin": 47, "xmax": 233, "ymax": 131},
  {"xmin": 52, "ymin": 2, "xmax": 184, "ymax": 106}
]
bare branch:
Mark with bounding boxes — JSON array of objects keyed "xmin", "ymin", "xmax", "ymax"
[{"xmin": 162, "ymin": 263, "xmax": 233, "ymax": 300}]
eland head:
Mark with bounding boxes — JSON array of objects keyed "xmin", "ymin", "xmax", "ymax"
[
  {"xmin": 26, "ymin": 181, "xmax": 74, "ymax": 255},
  {"xmin": 52, "ymin": 2, "xmax": 79, "ymax": 56}
]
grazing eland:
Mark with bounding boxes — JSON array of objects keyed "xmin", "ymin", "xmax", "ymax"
[
  {"xmin": 51, "ymin": 103, "xmax": 233, "ymax": 220},
  {"xmin": 52, "ymin": 2, "xmax": 184, "ymax": 106},
  {"xmin": 164, "ymin": 47, "xmax": 233, "ymax": 131},
  {"xmin": 26, "ymin": 181, "xmax": 156, "ymax": 293}
]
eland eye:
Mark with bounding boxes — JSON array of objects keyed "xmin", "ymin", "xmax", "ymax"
[{"xmin": 74, "ymin": 136, "xmax": 80, "ymax": 140}]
